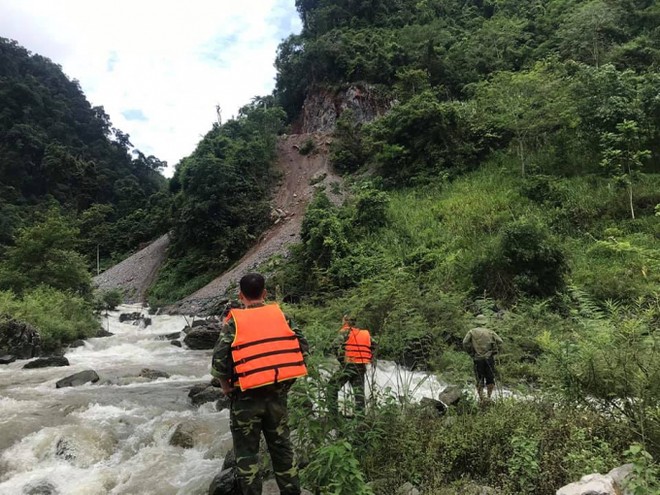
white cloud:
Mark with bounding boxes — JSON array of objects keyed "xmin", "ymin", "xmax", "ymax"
[{"xmin": 0, "ymin": 0, "xmax": 301, "ymax": 176}]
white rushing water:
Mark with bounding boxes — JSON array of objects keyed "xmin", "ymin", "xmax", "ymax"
[{"xmin": 0, "ymin": 305, "xmax": 445, "ymax": 494}]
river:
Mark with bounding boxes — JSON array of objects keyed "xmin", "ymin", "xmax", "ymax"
[{"xmin": 0, "ymin": 305, "xmax": 445, "ymax": 494}]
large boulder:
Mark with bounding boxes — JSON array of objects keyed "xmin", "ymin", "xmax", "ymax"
[
  {"xmin": 0, "ymin": 316, "xmax": 42, "ymax": 359},
  {"xmin": 170, "ymin": 423, "xmax": 195, "ymax": 449},
  {"xmin": 208, "ymin": 468, "xmax": 237, "ymax": 495},
  {"xmin": 183, "ymin": 322, "xmax": 222, "ymax": 350},
  {"xmin": 556, "ymin": 464, "xmax": 633, "ymax": 495},
  {"xmin": 56, "ymin": 370, "xmax": 100, "ymax": 388},
  {"xmin": 24, "ymin": 356, "xmax": 70, "ymax": 369},
  {"xmin": 0, "ymin": 355, "xmax": 17, "ymax": 364}
]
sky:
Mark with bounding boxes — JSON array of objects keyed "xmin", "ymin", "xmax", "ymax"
[{"xmin": 0, "ymin": 0, "xmax": 301, "ymax": 177}]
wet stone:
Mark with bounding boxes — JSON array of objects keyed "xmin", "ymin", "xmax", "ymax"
[
  {"xmin": 95, "ymin": 329, "xmax": 114, "ymax": 338},
  {"xmin": 23, "ymin": 356, "xmax": 70, "ymax": 369},
  {"xmin": 0, "ymin": 354, "xmax": 16, "ymax": 364},
  {"xmin": 138, "ymin": 368, "xmax": 170, "ymax": 380},
  {"xmin": 67, "ymin": 339, "xmax": 86, "ymax": 348},
  {"xmin": 55, "ymin": 370, "xmax": 100, "ymax": 388},
  {"xmin": 158, "ymin": 332, "xmax": 181, "ymax": 340},
  {"xmin": 55, "ymin": 438, "xmax": 75, "ymax": 461},
  {"xmin": 170, "ymin": 340, "xmax": 182, "ymax": 347},
  {"xmin": 23, "ymin": 480, "xmax": 58, "ymax": 495},
  {"xmin": 119, "ymin": 312, "xmax": 142, "ymax": 322},
  {"xmin": 169, "ymin": 423, "xmax": 195, "ymax": 449}
]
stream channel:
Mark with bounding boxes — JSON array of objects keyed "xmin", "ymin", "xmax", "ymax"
[{"xmin": 0, "ymin": 304, "xmax": 444, "ymax": 494}]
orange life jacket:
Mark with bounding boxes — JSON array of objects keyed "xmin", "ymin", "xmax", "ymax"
[
  {"xmin": 343, "ymin": 328, "xmax": 372, "ymax": 364},
  {"xmin": 230, "ymin": 304, "xmax": 307, "ymax": 391}
]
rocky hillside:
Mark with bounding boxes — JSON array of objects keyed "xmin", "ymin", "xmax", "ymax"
[{"xmin": 167, "ymin": 133, "xmax": 344, "ymax": 314}]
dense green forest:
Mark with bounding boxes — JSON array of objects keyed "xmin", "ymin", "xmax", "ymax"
[
  {"xmin": 265, "ymin": 0, "xmax": 660, "ymax": 493},
  {"xmin": 1, "ymin": 0, "xmax": 660, "ymax": 492},
  {"xmin": 0, "ymin": 37, "xmax": 170, "ymax": 346}
]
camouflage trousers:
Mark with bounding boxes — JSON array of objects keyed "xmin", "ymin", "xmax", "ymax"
[
  {"xmin": 230, "ymin": 391, "xmax": 301, "ymax": 495},
  {"xmin": 327, "ymin": 363, "xmax": 367, "ymax": 417}
]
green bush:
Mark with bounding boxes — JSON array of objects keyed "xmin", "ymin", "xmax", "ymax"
[
  {"xmin": 472, "ymin": 217, "xmax": 568, "ymax": 301},
  {"xmin": 0, "ymin": 287, "xmax": 98, "ymax": 349},
  {"xmin": 299, "ymin": 138, "xmax": 316, "ymax": 155},
  {"xmin": 93, "ymin": 288, "xmax": 123, "ymax": 311}
]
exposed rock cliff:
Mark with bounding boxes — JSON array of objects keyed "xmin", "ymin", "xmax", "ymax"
[{"xmin": 298, "ymin": 84, "xmax": 392, "ymax": 133}]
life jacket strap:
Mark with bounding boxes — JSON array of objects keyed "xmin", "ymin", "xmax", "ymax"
[
  {"xmin": 232, "ymin": 334, "xmax": 298, "ymax": 351},
  {"xmin": 236, "ymin": 361, "xmax": 306, "ymax": 378}
]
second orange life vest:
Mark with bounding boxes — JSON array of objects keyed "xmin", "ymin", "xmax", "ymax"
[
  {"xmin": 343, "ymin": 328, "xmax": 372, "ymax": 364},
  {"xmin": 230, "ymin": 305, "xmax": 307, "ymax": 391}
]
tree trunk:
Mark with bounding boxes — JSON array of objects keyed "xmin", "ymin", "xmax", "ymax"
[{"xmin": 629, "ymin": 183, "xmax": 635, "ymax": 220}]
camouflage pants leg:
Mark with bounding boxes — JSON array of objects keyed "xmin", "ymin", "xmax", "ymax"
[
  {"xmin": 327, "ymin": 364, "xmax": 366, "ymax": 417},
  {"xmin": 230, "ymin": 394, "xmax": 301, "ymax": 495},
  {"xmin": 262, "ymin": 394, "xmax": 300, "ymax": 495}
]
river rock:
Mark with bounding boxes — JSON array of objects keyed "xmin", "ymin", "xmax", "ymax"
[
  {"xmin": 191, "ymin": 319, "xmax": 210, "ymax": 328},
  {"xmin": 0, "ymin": 316, "xmax": 42, "ymax": 359},
  {"xmin": 208, "ymin": 468, "xmax": 237, "ymax": 495},
  {"xmin": 119, "ymin": 312, "xmax": 142, "ymax": 322},
  {"xmin": 183, "ymin": 323, "xmax": 222, "ymax": 349},
  {"xmin": 0, "ymin": 354, "xmax": 16, "ymax": 364},
  {"xmin": 396, "ymin": 482, "xmax": 420, "ymax": 495},
  {"xmin": 55, "ymin": 438, "xmax": 75, "ymax": 461},
  {"xmin": 158, "ymin": 332, "xmax": 181, "ymax": 340},
  {"xmin": 190, "ymin": 385, "xmax": 225, "ymax": 406},
  {"xmin": 132, "ymin": 317, "xmax": 152, "ymax": 328},
  {"xmin": 216, "ymin": 396, "xmax": 230, "ymax": 411},
  {"xmin": 95, "ymin": 329, "xmax": 114, "ymax": 338},
  {"xmin": 438, "ymin": 385, "xmax": 462, "ymax": 407},
  {"xmin": 68, "ymin": 339, "xmax": 86, "ymax": 348},
  {"xmin": 222, "ymin": 448, "xmax": 236, "ymax": 470},
  {"xmin": 24, "ymin": 356, "xmax": 70, "ymax": 369},
  {"xmin": 171, "ymin": 340, "xmax": 182, "ymax": 347},
  {"xmin": 420, "ymin": 397, "xmax": 446, "ymax": 416},
  {"xmin": 23, "ymin": 480, "xmax": 58, "ymax": 495},
  {"xmin": 138, "ymin": 368, "xmax": 170, "ymax": 380},
  {"xmin": 56, "ymin": 370, "xmax": 100, "ymax": 388},
  {"xmin": 457, "ymin": 484, "xmax": 498, "ymax": 495},
  {"xmin": 170, "ymin": 423, "xmax": 195, "ymax": 449},
  {"xmin": 556, "ymin": 464, "xmax": 633, "ymax": 495}
]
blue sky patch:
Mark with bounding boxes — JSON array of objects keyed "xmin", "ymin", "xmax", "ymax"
[{"xmin": 122, "ymin": 108, "xmax": 148, "ymax": 121}]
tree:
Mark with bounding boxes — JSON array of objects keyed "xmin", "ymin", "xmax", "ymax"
[
  {"xmin": 0, "ymin": 209, "xmax": 91, "ymax": 294},
  {"xmin": 558, "ymin": 0, "xmax": 622, "ymax": 68},
  {"xmin": 473, "ymin": 64, "xmax": 578, "ymax": 176},
  {"xmin": 600, "ymin": 120, "xmax": 651, "ymax": 219}
]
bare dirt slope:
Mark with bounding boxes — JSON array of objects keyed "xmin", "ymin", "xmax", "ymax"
[
  {"xmin": 167, "ymin": 133, "xmax": 344, "ymax": 315},
  {"xmin": 93, "ymin": 234, "xmax": 169, "ymax": 303}
]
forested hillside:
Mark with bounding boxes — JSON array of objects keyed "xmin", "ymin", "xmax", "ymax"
[
  {"xmin": 260, "ymin": 1, "xmax": 660, "ymax": 493},
  {"xmin": 1, "ymin": 0, "xmax": 659, "ymax": 492},
  {"xmin": 0, "ymin": 37, "xmax": 170, "ymax": 348}
]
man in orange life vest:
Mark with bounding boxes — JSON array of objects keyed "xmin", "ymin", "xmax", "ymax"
[
  {"xmin": 327, "ymin": 313, "xmax": 374, "ymax": 417},
  {"xmin": 211, "ymin": 273, "xmax": 309, "ymax": 495}
]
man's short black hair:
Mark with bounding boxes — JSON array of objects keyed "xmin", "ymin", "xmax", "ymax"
[{"xmin": 240, "ymin": 273, "xmax": 265, "ymax": 300}]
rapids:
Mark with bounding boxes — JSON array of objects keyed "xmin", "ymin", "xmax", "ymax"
[{"xmin": 0, "ymin": 305, "xmax": 444, "ymax": 494}]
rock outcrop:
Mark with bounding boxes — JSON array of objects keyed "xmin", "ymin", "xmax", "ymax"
[
  {"xmin": 183, "ymin": 322, "xmax": 222, "ymax": 350},
  {"xmin": 169, "ymin": 423, "xmax": 195, "ymax": 449},
  {"xmin": 0, "ymin": 316, "xmax": 42, "ymax": 359},
  {"xmin": 0, "ymin": 355, "xmax": 17, "ymax": 364},
  {"xmin": 556, "ymin": 464, "xmax": 633, "ymax": 495},
  {"xmin": 299, "ymin": 84, "xmax": 392, "ymax": 134}
]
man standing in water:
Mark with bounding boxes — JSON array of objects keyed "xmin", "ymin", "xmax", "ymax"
[
  {"xmin": 327, "ymin": 313, "xmax": 374, "ymax": 417},
  {"xmin": 211, "ymin": 273, "xmax": 308, "ymax": 495},
  {"xmin": 463, "ymin": 314, "xmax": 503, "ymax": 403}
]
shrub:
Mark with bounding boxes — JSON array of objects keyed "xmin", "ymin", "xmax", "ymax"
[
  {"xmin": 299, "ymin": 137, "xmax": 316, "ymax": 155},
  {"xmin": 472, "ymin": 217, "xmax": 568, "ymax": 301},
  {"xmin": 0, "ymin": 287, "xmax": 98, "ymax": 349},
  {"xmin": 93, "ymin": 288, "xmax": 123, "ymax": 311}
]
